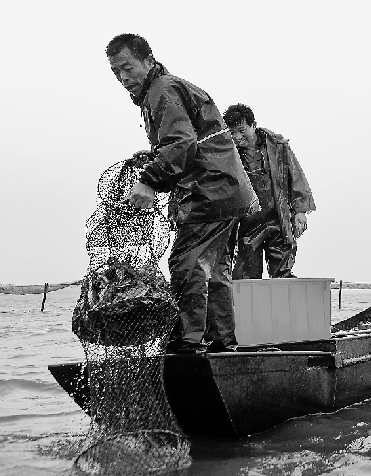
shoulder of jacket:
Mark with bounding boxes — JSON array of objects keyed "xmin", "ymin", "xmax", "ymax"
[
  {"xmin": 150, "ymin": 74, "xmax": 209, "ymax": 99},
  {"xmin": 259, "ymin": 127, "xmax": 289, "ymax": 145},
  {"xmin": 146, "ymin": 75, "xmax": 189, "ymax": 104},
  {"xmin": 150, "ymin": 74, "xmax": 189, "ymax": 91}
]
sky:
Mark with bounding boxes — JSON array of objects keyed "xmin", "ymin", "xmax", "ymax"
[{"xmin": 0, "ymin": 0, "xmax": 370, "ymax": 285}]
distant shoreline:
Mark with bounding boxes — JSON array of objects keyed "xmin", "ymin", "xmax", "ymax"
[
  {"xmin": 1, "ymin": 281, "xmax": 369, "ymax": 291},
  {"xmin": 331, "ymin": 282, "xmax": 371, "ymax": 289}
]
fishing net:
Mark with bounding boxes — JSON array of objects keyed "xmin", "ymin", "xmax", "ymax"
[{"xmin": 72, "ymin": 152, "xmax": 191, "ymax": 475}]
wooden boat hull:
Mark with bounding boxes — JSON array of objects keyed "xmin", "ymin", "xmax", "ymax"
[
  {"xmin": 48, "ymin": 330, "xmax": 371, "ymax": 438},
  {"xmin": 162, "ymin": 350, "xmax": 336, "ymax": 437}
]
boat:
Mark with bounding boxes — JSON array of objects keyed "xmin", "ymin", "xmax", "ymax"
[{"xmin": 48, "ymin": 305, "xmax": 371, "ymax": 438}]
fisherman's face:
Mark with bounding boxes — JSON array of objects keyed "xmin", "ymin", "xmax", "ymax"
[
  {"xmin": 109, "ymin": 46, "xmax": 154, "ymax": 97},
  {"xmin": 229, "ymin": 119, "xmax": 254, "ymax": 149}
]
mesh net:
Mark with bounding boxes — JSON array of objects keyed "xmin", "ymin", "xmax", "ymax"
[{"xmin": 72, "ymin": 153, "xmax": 191, "ymax": 475}]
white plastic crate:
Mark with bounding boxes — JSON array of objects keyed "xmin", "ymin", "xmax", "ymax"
[{"xmin": 232, "ymin": 278, "xmax": 333, "ymax": 346}]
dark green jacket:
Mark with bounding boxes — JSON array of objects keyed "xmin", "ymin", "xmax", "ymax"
[
  {"xmin": 257, "ymin": 128, "xmax": 316, "ymax": 244},
  {"xmin": 138, "ymin": 67, "xmax": 257, "ymax": 224}
]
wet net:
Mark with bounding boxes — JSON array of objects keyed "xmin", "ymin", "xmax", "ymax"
[{"xmin": 72, "ymin": 153, "xmax": 191, "ymax": 475}]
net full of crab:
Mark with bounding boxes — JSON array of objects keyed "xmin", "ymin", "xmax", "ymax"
[{"xmin": 71, "ymin": 155, "xmax": 191, "ymax": 475}]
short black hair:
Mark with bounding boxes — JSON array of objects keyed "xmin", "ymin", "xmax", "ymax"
[
  {"xmin": 106, "ymin": 33, "xmax": 153, "ymax": 60},
  {"xmin": 223, "ymin": 103, "xmax": 256, "ymax": 128}
]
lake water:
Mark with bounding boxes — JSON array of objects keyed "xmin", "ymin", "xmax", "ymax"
[{"xmin": 1, "ymin": 287, "xmax": 371, "ymax": 476}]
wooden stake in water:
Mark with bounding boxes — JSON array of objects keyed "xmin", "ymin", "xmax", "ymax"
[
  {"xmin": 339, "ymin": 279, "xmax": 342, "ymax": 309},
  {"xmin": 41, "ymin": 282, "xmax": 49, "ymax": 311}
]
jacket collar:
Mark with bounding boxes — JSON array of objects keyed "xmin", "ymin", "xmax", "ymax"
[
  {"xmin": 237, "ymin": 128, "xmax": 266, "ymax": 155},
  {"xmin": 130, "ymin": 62, "xmax": 167, "ymax": 106}
]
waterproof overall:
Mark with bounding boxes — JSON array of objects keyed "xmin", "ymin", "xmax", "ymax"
[
  {"xmin": 168, "ymin": 219, "xmax": 239, "ymax": 352},
  {"xmin": 232, "ymin": 128, "xmax": 315, "ymax": 279},
  {"xmin": 134, "ymin": 63, "xmax": 257, "ymax": 352}
]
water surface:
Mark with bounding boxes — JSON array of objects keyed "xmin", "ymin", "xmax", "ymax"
[{"xmin": 1, "ymin": 287, "xmax": 371, "ymax": 475}]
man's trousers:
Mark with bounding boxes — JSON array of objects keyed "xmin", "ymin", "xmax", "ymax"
[
  {"xmin": 232, "ymin": 209, "xmax": 297, "ymax": 280},
  {"xmin": 168, "ymin": 218, "xmax": 239, "ymax": 351}
]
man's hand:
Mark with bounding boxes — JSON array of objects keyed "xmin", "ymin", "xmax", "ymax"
[
  {"xmin": 293, "ymin": 212, "xmax": 307, "ymax": 238},
  {"xmin": 126, "ymin": 181, "xmax": 155, "ymax": 209},
  {"xmin": 131, "ymin": 150, "xmax": 154, "ymax": 166}
]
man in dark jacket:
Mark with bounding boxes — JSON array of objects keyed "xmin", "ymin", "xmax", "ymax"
[
  {"xmin": 223, "ymin": 103, "xmax": 316, "ymax": 279},
  {"xmin": 106, "ymin": 34, "xmax": 258, "ymax": 353}
]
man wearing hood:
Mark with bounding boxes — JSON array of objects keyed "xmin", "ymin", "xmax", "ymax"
[
  {"xmin": 223, "ymin": 103, "xmax": 316, "ymax": 279},
  {"xmin": 106, "ymin": 34, "xmax": 258, "ymax": 353}
]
